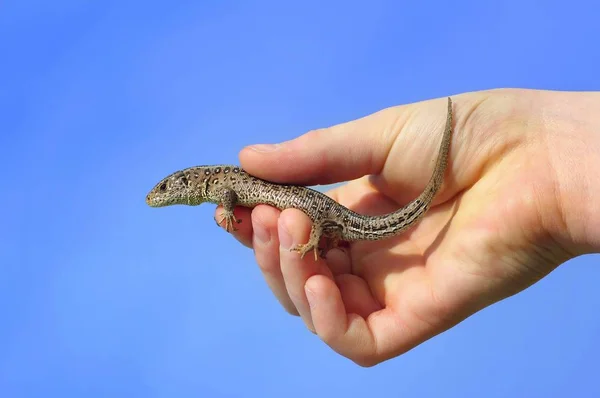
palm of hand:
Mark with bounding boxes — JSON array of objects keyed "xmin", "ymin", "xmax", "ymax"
[{"xmin": 323, "ymin": 169, "xmax": 553, "ymax": 361}]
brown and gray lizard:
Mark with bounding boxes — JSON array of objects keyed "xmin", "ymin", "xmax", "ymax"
[{"xmin": 146, "ymin": 97, "xmax": 453, "ymax": 260}]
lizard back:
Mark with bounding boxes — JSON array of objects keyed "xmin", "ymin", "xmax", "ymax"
[{"xmin": 146, "ymin": 97, "xmax": 453, "ymax": 243}]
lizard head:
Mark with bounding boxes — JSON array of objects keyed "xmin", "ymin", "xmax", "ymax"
[{"xmin": 146, "ymin": 168, "xmax": 205, "ymax": 207}]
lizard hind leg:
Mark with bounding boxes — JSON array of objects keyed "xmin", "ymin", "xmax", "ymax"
[
  {"xmin": 290, "ymin": 222, "xmax": 323, "ymax": 261},
  {"xmin": 318, "ymin": 221, "xmax": 346, "ymax": 258},
  {"xmin": 291, "ymin": 220, "xmax": 344, "ymax": 261},
  {"xmin": 319, "ymin": 235, "xmax": 342, "ymax": 259}
]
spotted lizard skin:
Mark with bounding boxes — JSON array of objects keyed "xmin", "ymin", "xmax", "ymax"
[{"xmin": 146, "ymin": 97, "xmax": 453, "ymax": 260}]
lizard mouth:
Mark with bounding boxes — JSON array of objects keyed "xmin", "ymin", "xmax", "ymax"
[{"xmin": 145, "ymin": 193, "xmax": 163, "ymax": 207}]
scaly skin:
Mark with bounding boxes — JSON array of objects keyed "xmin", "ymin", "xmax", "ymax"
[{"xmin": 146, "ymin": 98, "xmax": 453, "ymax": 261}]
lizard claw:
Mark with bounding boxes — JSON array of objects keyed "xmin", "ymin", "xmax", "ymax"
[
  {"xmin": 216, "ymin": 211, "xmax": 239, "ymax": 233},
  {"xmin": 291, "ymin": 243, "xmax": 319, "ymax": 261}
]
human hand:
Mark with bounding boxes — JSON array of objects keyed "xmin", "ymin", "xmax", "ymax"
[{"xmin": 218, "ymin": 88, "xmax": 600, "ymax": 366}]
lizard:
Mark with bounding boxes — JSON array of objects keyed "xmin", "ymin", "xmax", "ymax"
[{"xmin": 145, "ymin": 97, "xmax": 453, "ymax": 261}]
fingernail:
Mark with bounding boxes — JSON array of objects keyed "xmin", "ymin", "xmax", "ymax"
[
  {"xmin": 253, "ymin": 220, "xmax": 271, "ymax": 244},
  {"xmin": 305, "ymin": 286, "xmax": 317, "ymax": 309},
  {"xmin": 248, "ymin": 143, "xmax": 281, "ymax": 152},
  {"xmin": 278, "ymin": 217, "xmax": 293, "ymax": 250}
]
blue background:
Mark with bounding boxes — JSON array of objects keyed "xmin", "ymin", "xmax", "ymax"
[{"xmin": 2, "ymin": 1, "xmax": 599, "ymax": 396}]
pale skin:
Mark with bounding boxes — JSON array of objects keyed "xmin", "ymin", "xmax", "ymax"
[{"xmin": 216, "ymin": 88, "xmax": 600, "ymax": 366}]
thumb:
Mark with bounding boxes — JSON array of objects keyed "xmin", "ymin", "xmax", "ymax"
[
  {"xmin": 238, "ymin": 107, "xmax": 404, "ymax": 186},
  {"xmin": 238, "ymin": 97, "xmax": 449, "ymax": 186}
]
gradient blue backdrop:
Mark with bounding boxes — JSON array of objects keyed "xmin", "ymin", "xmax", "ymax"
[{"xmin": 2, "ymin": 1, "xmax": 599, "ymax": 397}]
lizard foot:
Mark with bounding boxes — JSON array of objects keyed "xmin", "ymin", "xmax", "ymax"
[
  {"xmin": 215, "ymin": 210, "xmax": 241, "ymax": 233},
  {"xmin": 291, "ymin": 243, "xmax": 319, "ymax": 261}
]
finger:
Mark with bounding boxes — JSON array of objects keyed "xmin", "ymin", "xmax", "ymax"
[
  {"xmin": 278, "ymin": 208, "xmax": 333, "ymax": 332},
  {"xmin": 305, "ymin": 274, "xmax": 379, "ymax": 366},
  {"xmin": 307, "ymin": 276, "xmax": 418, "ymax": 367},
  {"xmin": 239, "ymin": 97, "xmax": 450, "ymax": 187},
  {"xmin": 238, "ymin": 105, "xmax": 405, "ymax": 186},
  {"xmin": 336, "ymin": 274, "xmax": 382, "ymax": 318},
  {"xmin": 251, "ymin": 205, "xmax": 298, "ymax": 315},
  {"xmin": 321, "ymin": 248, "xmax": 352, "ymax": 276},
  {"xmin": 309, "ymin": 265, "xmax": 452, "ymax": 365}
]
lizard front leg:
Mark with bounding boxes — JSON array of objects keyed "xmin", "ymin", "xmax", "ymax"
[{"xmin": 214, "ymin": 188, "xmax": 241, "ymax": 233}]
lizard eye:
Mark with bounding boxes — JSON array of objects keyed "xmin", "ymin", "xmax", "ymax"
[{"xmin": 159, "ymin": 182, "xmax": 168, "ymax": 192}]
